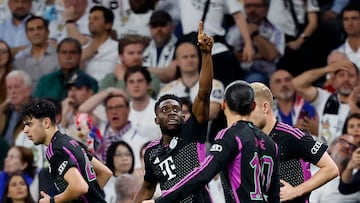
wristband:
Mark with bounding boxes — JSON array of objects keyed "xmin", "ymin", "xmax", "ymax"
[
  {"xmin": 65, "ymin": 19, "xmax": 76, "ymax": 24},
  {"xmin": 50, "ymin": 197, "xmax": 55, "ymax": 203}
]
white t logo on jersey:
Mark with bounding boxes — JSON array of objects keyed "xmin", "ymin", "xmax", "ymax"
[{"xmin": 159, "ymin": 156, "xmax": 176, "ymax": 180}]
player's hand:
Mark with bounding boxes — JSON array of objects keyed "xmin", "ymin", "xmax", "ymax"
[
  {"xmin": 39, "ymin": 191, "xmax": 51, "ymax": 203},
  {"xmin": 280, "ymin": 180, "xmax": 300, "ymax": 202},
  {"xmin": 142, "ymin": 200, "xmax": 155, "ymax": 203},
  {"xmin": 197, "ymin": 21, "xmax": 213, "ymax": 54}
]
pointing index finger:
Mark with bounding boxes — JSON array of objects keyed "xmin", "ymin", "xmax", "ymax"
[{"xmin": 198, "ymin": 21, "xmax": 203, "ymax": 35}]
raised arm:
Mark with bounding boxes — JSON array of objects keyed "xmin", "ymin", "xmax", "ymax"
[
  {"xmin": 192, "ymin": 21, "xmax": 214, "ymax": 125},
  {"xmin": 78, "ymin": 87, "xmax": 127, "ymax": 113},
  {"xmin": 292, "ymin": 60, "xmax": 354, "ymax": 102},
  {"xmin": 339, "ymin": 148, "xmax": 360, "ymax": 194}
]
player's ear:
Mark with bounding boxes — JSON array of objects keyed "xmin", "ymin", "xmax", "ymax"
[
  {"xmin": 42, "ymin": 117, "xmax": 50, "ymax": 129},
  {"xmin": 221, "ymin": 100, "xmax": 226, "ymax": 110},
  {"xmin": 155, "ymin": 117, "xmax": 159, "ymax": 125}
]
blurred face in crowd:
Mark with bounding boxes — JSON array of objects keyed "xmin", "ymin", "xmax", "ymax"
[
  {"xmin": 182, "ymin": 104, "xmax": 191, "ymax": 122},
  {"xmin": 150, "ymin": 22, "xmax": 173, "ymax": 48},
  {"xmin": 126, "ymin": 72, "xmax": 150, "ymax": 100},
  {"xmin": 176, "ymin": 43, "xmax": 199, "ymax": 74},
  {"xmin": 4, "ymin": 148, "xmax": 27, "ymax": 174},
  {"xmin": 342, "ymin": 10, "xmax": 360, "ymax": 37},
  {"xmin": 6, "ymin": 75, "xmax": 31, "ymax": 108},
  {"xmin": 120, "ymin": 43, "xmax": 144, "ymax": 68},
  {"xmin": 6, "ymin": 175, "xmax": 29, "ymax": 202},
  {"xmin": 0, "ymin": 42, "xmax": 10, "ymax": 67},
  {"xmin": 113, "ymin": 144, "xmax": 134, "ymax": 175},
  {"xmin": 63, "ymin": 0, "xmax": 87, "ymax": 20},
  {"xmin": 89, "ymin": 10, "xmax": 111, "ymax": 35},
  {"xmin": 67, "ymin": 86, "xmax": 93, "ymax": 108},
  {"xmin": 333, "ymin": 64, "xmax": 358, "ymax": 96},
  {"xmin": 58, "ymin": 42, "xmax": 81, "ymax": 70},
  {"xmin": 26, "ymin": 18, "xmax": 49, "ymax": 46},
  {"xmin": 346, "ymin": 117, "xmax": 360, "ymax": 144},
  {"xmin": 330, "ymin": 134, "xmax": 358, "ymax": 169},
  {"xmin": 106, "ymin": 96, "xmax": 130, "ymax": 131},
  {"xmin": 244, "ymin": 0, "xmax": 268, "ymax": 24},
  {"xmin": 8, "ymin": 0, "xmax": 32, "ymax": 20},
  {"xmin": 270, "ymin": 70, "xmax": 295, "ymax": 100}
]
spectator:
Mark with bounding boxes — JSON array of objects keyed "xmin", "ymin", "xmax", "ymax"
[
  {"xmin": 339, "ymin": 147, "xmax": 360, "ymax": 194},
  {"xmin": 115, "ymin": 174, "xmax": 140, "ymax": 203},
  {"xmin": 226, "ymin": 0, "xmax": 285, "ymax": 85},
  {"xmin": 60, "ymin": 71, "xmax": 98, "ymax": 142},
  {"xmin": 269, "ymin": 0, "xmax": 320, "ymax": 76},
  {"xmin": 92, "ymin": 92, "xmax": 149, "ymax": 166},
  {"xmin": 310, "ymin": 134, "xmax": 360, "ymax": 202},
  {"xmin": 81, "ymin": 6, "xmax": 119, "ymax": 82},
  {"xmin": 103, "ymin": 141, "xmax": 135, "ymax": 203},
  {"xmin": 342, "ymin": 113, "xmax": 360, "ymax": 144},
  {"xmin": 48, "ymin": 0, "xmax": 90, "ymax": 45},
  {"xmin": 1, "ymin": 173, "xmax": 35, "ymax": 203},
  {"xmin": 0, "ymin": 0, "xmax": 32, "ymax": 56},
  {"xmin": 13, "ymin": 16, "xmax": 59, "ymax": 89},
  {"xmin": 0, "ymin": 146, "xmax": 36, "ymax": 201},
  {"xmin": 335, "ymin": 2, "xmax": 360, "ymax": 69},
  {"xmin": 292, "ymin": 59, "xmax": 358, "ymax": 144},
  {"xmin": 125, "ymin": 67, "xmax": 161, "ymax": 140},
  {"xmin": 179, "ymin": 97, "xmax": 192, "ymax": 122},
  {"xmin": 0, "ymin": 40, "xmax": 13, "ymax": 105},
  {"xmin": 34, "ymin": 37, "xmax": 98, "ymax": 102},
  {"xmin": 100, "ymin": 34, "xmax": 160, "ymax": 97},
  {"xmin": 143, "ymin": 10, "xmax": 177, "ymax": 85},
  {"xmin": 270, "ymin": 70, "xmax": 317, "ymax": 135},
  {"xmin": 113, "ymin": 0, "xmax": 152, "ymax": 38},
  {"xmin": 0, "ymin": 70, "xmax": 32, "ymax": 146}
]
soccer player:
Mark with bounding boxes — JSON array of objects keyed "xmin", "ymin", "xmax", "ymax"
[
  {"xmin": 21, "ymin": 99, "xmax": 112, "ymax": 203},
  {"xmin": 143, "ymin": 81, "xmax": 280, "ymax": 203},
  {"xmin": 249, "ymin": 82, "xmax": 339, "ymax": 203},
  {"xmin": 134, "ymin": 21, "xmax": 215, "ymax": 203}
]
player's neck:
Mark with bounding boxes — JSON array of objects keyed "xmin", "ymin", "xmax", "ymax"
[
  {"xmin": 263, "ymin": 116, "xmax": 277, "ymax": 135},
  {"xmin": 45, "ymin": 126, "xmax": 59, "ymax": 146},
  {"xmin": 226, "ymin": 114, "xmax": 251, "ymax": 127}
]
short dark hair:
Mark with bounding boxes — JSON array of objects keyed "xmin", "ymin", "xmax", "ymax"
[
  {"xmin": 104, "ymin": 94, "xmax": 130, "ymax": 108},
  {"xmin": 154, "ymin": 94, "xmax": 182, "ymax": 114},
  {"xmin": 21, "ymin": 99, "xmax": 57, "ymax": 124},
  {"xmin": 106, "ymin": 141, "xmax": 135, "ymax": 174},
  {"xmin": 124, "ymin": 66, "xmax": 152, "ymax": 84},
  {"xmin": 343, "ymin": 113, "xmax": 360, "ymax": 134},
  {"xmin": 57, "ymin": 37, "xmax": 82, "ymax": 55},
  {"xmin": 118, "ymin": 35, "xmax": 147, "ymax": 54},
  {"xmin": 224, "ymin": 80, "xmax": 255, "ymax": 116},
  {"xmin": 342, "ymin": 2, "xmax": 360, "ymax": 17},
  {"xmin": 90, "ymin": 6, "xmax": 114, "ymax": 24},
  {"xmin": 25, "ymin": 15, "xmax": 49, "ymax": 32}
]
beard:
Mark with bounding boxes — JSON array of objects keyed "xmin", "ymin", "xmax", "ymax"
[
  {"xmin": 160, "ymin": 124, "xmax": 182, "ymax": 137},
  {"xmin": 13, "ymin": 13, "xmax": 29, "ymax": 21},
  {"xmin": 278, "ymin": 90, "xmax": 294, "ymax": 100}
]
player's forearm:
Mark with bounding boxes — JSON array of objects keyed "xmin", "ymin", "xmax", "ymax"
[
  {"xmin": 92, "ymin": 158, "xmax": 112, "ymax": 188},
  {"xmin": 294, "ymin": 154, "xmax": 338, "ymax": 197},
  {"xmin": 55, "ymin": 184, "xmax": 88, "ymax": 203},
  {"xmin": 198, "ymin": 52, "xmax": 213, "ymax": 99}
]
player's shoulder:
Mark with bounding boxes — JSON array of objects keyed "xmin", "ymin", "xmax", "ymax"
[{"xmin": 275, "ymin": 122, "xmax": 307, "ymax": 140}]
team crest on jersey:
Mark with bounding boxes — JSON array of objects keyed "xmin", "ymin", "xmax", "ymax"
[{"xmin": 159, "ymin": 156, "xmax": 176, "ymax": 180}]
